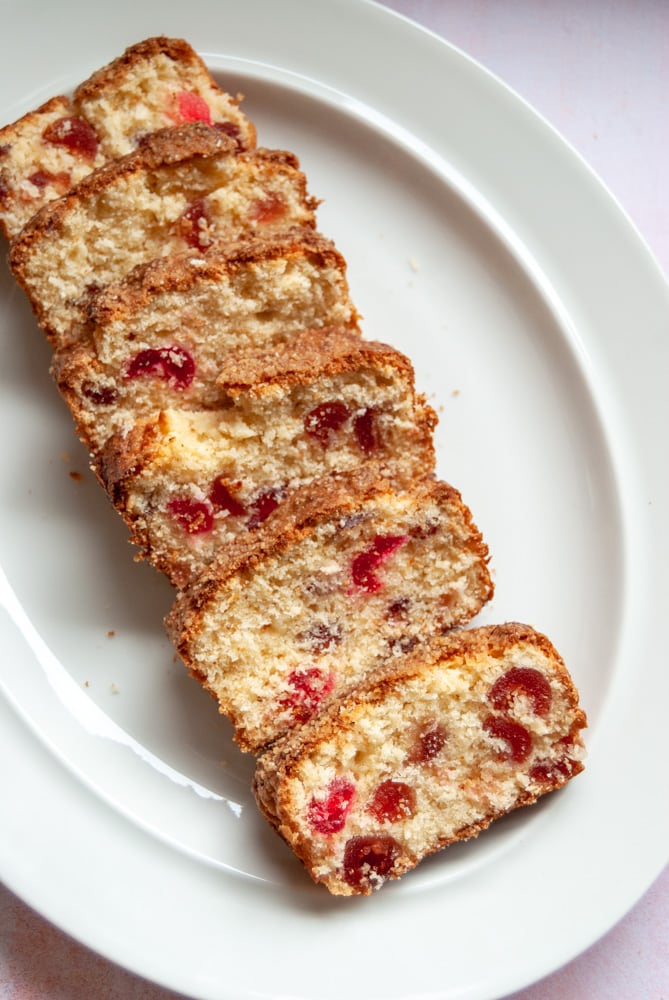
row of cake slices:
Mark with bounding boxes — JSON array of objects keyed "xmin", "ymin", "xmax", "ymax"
[{"xmin": 1, "ymin": 37, "xmax": 586, "ymax": 895}]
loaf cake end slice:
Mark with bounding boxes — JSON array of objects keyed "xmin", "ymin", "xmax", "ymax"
[{"xmin": 253, "ymin": 623, "xmax": 587, "ymax": 895}]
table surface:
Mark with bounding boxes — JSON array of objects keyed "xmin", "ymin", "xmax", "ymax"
[{"xmin": 1, "ymin": 2, "xmax": 667, "ymax": 998}]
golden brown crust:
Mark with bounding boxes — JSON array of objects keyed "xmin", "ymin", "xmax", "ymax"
[
  {"xmin": 74, "ymin": 37, "xmax": 226, "ymax": 104},
  {"xmin": 86, "ymin": 230, "xmax": 346, "ymax": 330},
  {"xmin": 216, "ymin": 328, "xmax": 413, "ymax": 394},
  {"xmin": 0, "ymin": 94, "xmax": 72, "ymax": 147}
]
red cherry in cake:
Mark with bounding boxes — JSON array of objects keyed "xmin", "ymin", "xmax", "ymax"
[
  {"xmin": 353, "ymin": 407, "xmax": 379, "ymax": 453},
  {"xmin": 26, "ymin": 168, "xmax": 71, "ymax": 192},
  {"xmin": 366, "ymin": 780, "xmax": 416, "ymax": 823},
  {"xmin": 280, "ymin": 667, "xmax": 335, "ymax": 724},
  {"xmin": 170, "ymin": 90, "xmax": 212, "ymax": 124},
  {"xmin": 488, "ymin": 666, "xmax": 552, "ymax": 717},
  {"xmin": 125, "ymin": 346, "xmax": 195, "ymax": 389},
  {"xmin": 246, "ymin": 487, "xmax": 284, "ymax": 528},
  {"xmin": 213, "ymin": 121, "xmax": 243, "ymax": 149},
  {"xmin": 42, "ymin": 116, "xmax": 99, "ymax": 159},
  {"xmin": 209, "ymin": 476, "xmax": 245, "ymax": 517},
  {"xmin": 81, "ymin": 381, "xmax": 119, "ymax": 406},
  {"xmin": 307, "ymin": 776, "xmax": 356, "ymax": 835},
  {"xmin": 303, "ymin": 400, "xmax": 350, "ymax": 447},
  {"xmin": 407, "ymin": 721, "xmax": 448, "ymax": 764},
  {"xmin": 350, "ymin": 534, "xmax": 409, "ymax": 593},
  {"xmin": 249, "ymin": 192, "xmax": 286, "ymax": 223},
  {"xmin": 167, "ymin": 498, "xmax": 214, "ymax": 535},
  {"xmin": 483, "ymin": 715, "xmax": 532, "ymax": 762},
  {"xmin": 298, "ymin": 622, "xmax": 343, "ymax": 655},
  {"xmin": 529, "ymin": 757, "xmax": 579, "ymax": 785},
  {"xmin": 342, "ymin": 835, "xmax": 400, "ymax": 888},
  {"xmin": 177, "ymin": 198, "xmax": 214, "ymax": 249},
  {"xmin": 385, "ymin": 597, "xmax": 411, "ymax": 621}
]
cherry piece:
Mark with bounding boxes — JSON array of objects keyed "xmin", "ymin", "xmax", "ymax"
[
  {"xmin": 307, "ymin": 777, "xmax": 356, "ymax": 835},
  {"xmin": 488, "ymin": 667, "xmax": 552, "ymax": 717},
  {"xmin": 125, "ymin": 346, "xmax": 195, "ymax": 389},
  {"xmin": 385, "ymin": 597, "xmax": 411, "ymax": 621},
  {"xmin": 177, "ymin": 199, "xmax": 214, "ymax": 249},
  {"xmin": 350, "ymin": 534, "xmax": 409, "ymax": 593},
  {"xmin": 249, "ymin": 192, "xmax": 286, "ymax": 223},
  {"xmin": 81, "ymin": 381, "xmax": 119, "ymax": 406},
  {"xmin": 407, "ymin": 722, "xmax": 448, "ymax": 764},
  {"xmin": 209, "ymin": 476, "xmax": 245, "ymax": 517},
  {"xmin": 280, "ymin": 667, "xmax": 335, "ymax": 724},
  {"xmin": 529, "ymin": 758, "xmax": 578, "ymax": 785},
  {"xmin": 26, "ymin": 168, "xmax": 70, "ymax": 191},
  {"xmin": 483, "ymin": 715, "xmax": 532, "ymax": 762},
  {"xmin": 366, "ymin": 781, "xmax": 416, "ymax": 823},
  {"xmin": 298, "ymin": 622, "xmax": 342, "ymax": 655},
  {"xmin": 167, "ymin": 498, "xmax": 213, "ymax": 535},
  {"xmin": 172, "ymin": 90, "xmax": 211, "ymax": 124},
  {"xmin": 247, "ymin": 487, "xmax": 284, "ymax": 528},
  {"xmin": 303, "ymin": 400, "xmax": 350, "ymax": 447},
  {"xmin": 342, "ymin": 835, "xmax": 400, "ymax": 888},
  {"xmin": 42, "ymin": 116, "xmax": 99, "ymax": 159},
  {"xmin": 353, "ymin": 407, "xmax": 379, "ymax": 453},
  {"xmin": 388, "ymin": 635, "xmax": 418, "ymax": 656},
  {"xmin": 213, "ymin": 121, "xmax": 243, "ymax": 149}
]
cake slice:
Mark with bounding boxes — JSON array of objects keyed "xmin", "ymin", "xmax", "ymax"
[
  {"xmin": 0, "ymin": 36, "xmax": 255, "ymax": 239},
  {"xmin": 73, "ymin": 36, "xmax": 255, "ymax": 156},
  {"xmin": 165, "ymin": 470, "xmax": 493, "ymax": 751},
  {"xmin": 9, "ymin": 123, "xmax": 318, "ymax": 346},
  {"xmin": 52, "ymin": 232, "xmax": 359, "ymax": 454},
  {"xmin": 97, "ymin": 330, "xmax": 437, "ymax": 587},
  {"xmin": 253, "ymin": 623, "xmax": 587, "ymax": 895}
]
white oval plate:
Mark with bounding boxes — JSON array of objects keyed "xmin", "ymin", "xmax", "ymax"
[{"xmin": 1, "ymin": 2, "xmax": 667, "ymax": 998}]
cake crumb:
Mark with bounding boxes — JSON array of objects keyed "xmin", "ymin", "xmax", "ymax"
[
  {"xmin": 451, "ymin": 389, "xmax": 460, "ymax": 397},
  {"xmin": 107, "ymin": 629, "xmax": 116, "ymax": 638},
  {"xmin": 408, "ymin": 256, "xmax": 419, "ymax": 272},
  {"xmin": 69, "ymin": 470, "xmax": 83, "ymax": 481},
  {"xmin": 110, "ymin": 682, "xmax": 120, "ymax": 694}
]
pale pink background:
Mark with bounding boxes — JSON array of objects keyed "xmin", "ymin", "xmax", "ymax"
[{"xmin": 2, "ymin": 1, "xmax": 668, "ymax": 998}]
